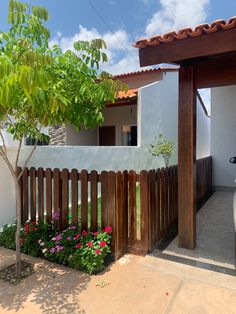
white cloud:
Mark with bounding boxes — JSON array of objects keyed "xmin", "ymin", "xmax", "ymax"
[
  {"xmin": 145, "ymin": 0, "xmax": 210, "ymax": 37},
  {"xmin": 50, "ymin": 26, "xmax": 143, "ymax": 75}
]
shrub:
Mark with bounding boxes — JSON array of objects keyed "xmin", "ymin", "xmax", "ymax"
[
  {"xmin": 20, "ymin": 221, "xmax": 55, "ymax": 257},
  {"xmin": 44, "ymin": 226, "xmax": 112, "ymax": 274},
  {"xmin": 0, "ymin": 219, "xmax": 112, "ymax": 275},
  {"xmin": 0, "ymin": 223, "xmax": 17, "ymax": 249}
]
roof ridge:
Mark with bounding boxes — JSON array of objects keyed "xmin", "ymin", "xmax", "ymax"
[{"xmin": 133, "ymin": 16, "xmax": 236, "ymax": 49}]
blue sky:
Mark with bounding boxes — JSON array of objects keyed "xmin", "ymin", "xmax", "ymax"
[{"xmin": 0, "ymin": 0, "xmax": 236, "ymax": 75}]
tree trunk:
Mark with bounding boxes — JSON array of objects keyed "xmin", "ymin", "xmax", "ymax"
[{"xmin": 15, "ymin": 177, "xmax": 22, "ymax": 277}]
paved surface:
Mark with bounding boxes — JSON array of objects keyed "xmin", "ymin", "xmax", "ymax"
[
  {"xmin": 0, "ymin": 247, "xmax": 236, "ymax": 314},
  {"xmin": 164, "ymin": 191, "xmax": 235, "ymax": 269}
]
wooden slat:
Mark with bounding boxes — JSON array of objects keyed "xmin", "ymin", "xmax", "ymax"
[
  {"xmin": 128, "ymin": 170, "xmax": 137, "ymax": 244},
  {"xmin": 114, "ymin": 171, "xmax": 124, "ymax": 259},
  {"xmin": 53, "ymin": 168, "xmax": 61, "ymax": 229},
  {"xmin": 149, "ymin": 170, "xmax": 156, "ymax": 249},
  {"xmin": 61, "ymin": 169, "xmax": 69, "ymax": 229},
  {"xmin": 38, "ymin": 168, "xmax": 44, "ymax": 223},
  {"xmin": 107, "ymin": 171, "xmax": 116, "ymax": 251},
  {"xmin": 22, "ymin": 168, "xmax": 29, "ymax": 223},
  {"xmin": 45, "ymin": 168, "xmax": 52, "ymax": 223},
  {"xmin": 140, "ymin": 170, "xmax": 150, "ymax": 252},
  {"xmin": 16, "ymin": 167, "xmax": 23, "ymax": 222},
  {"xmin": 90, "ymin": 170, "xmax": 98, "ymax": 231},
  {"xmin": 30, "ymin": 167, "xmax": 36, "ymax": 222},
  {"xmin": 101, "ymin": 171, "xmax": 108, "ymax": 227},
  {"xmin": 156, "ymin": 169, "xmax": 161, "ymax": 241},
  {"xmin": 81, "ymin": 169, "xmax": 88, "ymax": 230},
  {"xmin": 160, "ymin": 168, "xmax": 165, "ymax": 237},
  {"xmin": 71, "ymin": 169, "xmax": 78, "ymax": 226},
  {"xmin": 123, "ymin": 170, "xmax": 129, "ymax": 253}
]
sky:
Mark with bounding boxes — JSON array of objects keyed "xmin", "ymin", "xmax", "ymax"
[{"xmin": 0, "ymin": 0, "xmax": 235, "ymax": 76}]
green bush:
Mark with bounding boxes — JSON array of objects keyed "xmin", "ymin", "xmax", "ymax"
[
  {"xmin": 44, "ymin": 226, "xmax": 112, "ymax": 274},
  {"xmin": 0, "ymin": 220, "xmax": 112, "ymax": 275},
  {"xmin": 0, "ymin": 223, "xmax": 17, "ymax": 249}
]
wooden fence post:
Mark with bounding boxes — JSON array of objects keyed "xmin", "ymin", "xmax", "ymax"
[{"xmin": 140, "ymin": 170, "xmax": 150, "ymax": 253}]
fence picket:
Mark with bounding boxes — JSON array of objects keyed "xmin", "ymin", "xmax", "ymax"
[
  {"xmin": 71, "ymin": 169, "xmax": 78, "ymax": 226},
  {"xmin": 81, "ymin": 170, "xmax": 88, "ymax": 231},
  {"xmin": 30, "ymin": 167, "xmax": 36, "ymax": 222},
  {"xmin": 38, "ymin": 168, "xmax": 44, "ymax": 223},
  {"xmin": 61, "ymin": 169, "xmax": 69, "ymax": 229},
  {"xmin": 90, "ymin": 170, "xmax": 98, "ymax": 231}
]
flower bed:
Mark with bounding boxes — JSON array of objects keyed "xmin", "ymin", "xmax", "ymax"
[{"xmin": 0, "ymin": 221, "xmax": 112, "ymax": 274}]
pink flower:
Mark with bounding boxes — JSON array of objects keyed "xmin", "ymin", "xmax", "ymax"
[
  {"xmin": 55, "ymin": 234, "xmax": 62, "ymax": 242},
  {"xmin": 53, "ymin": 211, "xmax": 60, "ymax": 220},
  {"xmin": 93, "ymin": 232, "xmax": 99, "ymax": 236},
  {"xmin": 82, "ymin": 230, "xmax": 88, "ymax": 236},
  {"xmin": 99, "ymin": 241, "xmax": 106, "ymax": 247},
  {"xmin": 95, "ymin": 249, "xmax": 101, "ymax": 255},
  {"xmin": 67, "ymin": 237, "xmax": 72, "ymax": 241},
  {"xmin": 87, "ymin": 241, "xmax": 93, "ymax": 247},
  {"xmin": 76, "ymin": 243, "xmax": 81, "ymax": 249},
  {"xmin": 50, "ymin": 247, "xmax": 56, "ymax": 253},
  {"xmin": 105, "ymin": 226, "xmax": 112, "ymax": 233},
  {"xmin": 74, "ymin": 234, "xmax": 80, "ymax": 240},
  {"xmin": 71, "ymin": 226, "xmax": 76, "ymax": 230}
]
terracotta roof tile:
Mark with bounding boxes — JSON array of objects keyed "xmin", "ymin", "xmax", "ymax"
[
  {"xmin": 133, "ymin": 16, "xmax": 236, "ymax": 49},
  {"xmin": 113, "ymin": 66, "xmax": 178, "ymax": 79},
  {"xmin": 116, "ymin": 88, "xmax": 138, "ymax": 100}
]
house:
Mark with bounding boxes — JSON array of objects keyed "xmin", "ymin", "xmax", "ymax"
[{"xmin": 134, "ymin": 16, "xmax": 236, "ymax": 250}]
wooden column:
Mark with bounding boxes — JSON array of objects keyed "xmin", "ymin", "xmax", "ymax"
[{"xmin": 178, "ymin": 65, "xmax": 196, "ymax": 249}]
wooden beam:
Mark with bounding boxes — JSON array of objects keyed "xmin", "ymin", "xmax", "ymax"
[
  {"xmin": 139, "ymin": 29, "xmax": 236, "ymax": 66},
  {"xmin": 178, "ymin": 65, "xmax": 196, "ymax": 249},
  {"xmin": 195, "ymin": 54, "xmax": 236, "ymax": 88}
]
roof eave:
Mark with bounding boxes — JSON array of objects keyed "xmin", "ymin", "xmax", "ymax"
[{"xmin": 138, "ymin": 29, "xmax": 236, "ymax": 66}]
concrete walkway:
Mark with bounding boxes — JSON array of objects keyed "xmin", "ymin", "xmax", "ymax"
[
  {"xmin": 162, "ymin": 191, "xmax": 235, "ymax": 270},
  {"xmin": 0, "ymin": 247, "xmax": 236, "ymax": 314}
]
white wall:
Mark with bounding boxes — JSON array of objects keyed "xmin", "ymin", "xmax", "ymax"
[
  {"xmin": 196, "ymin": 96, "xmax": 211, "ymax": 159},
  {"xmin": 211, "ymin": 85, "xmax": 236, "ymax": 189},
  {"xmin": 66, "ymin": 125, "xmax": 98, "ymax": 146},
  {"xmin": 138, "ymin": 72, "xmax": 178, "ymax": 164},
  {"xmin": 0, "ymin": 159, "xmax": 16, "ymax": 226}
]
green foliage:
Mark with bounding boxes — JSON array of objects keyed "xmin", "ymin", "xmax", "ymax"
[
  {"xmin": 0, "ymin": 0, "xmax": 126, "ymax": 145},
  {"xmin": 149, "ymin": 134, "xmax": 174, "ymax": 167},
  {"xmin": 0, "ymin": 223, "xmax": 17, "ymax": 249},
  {"xmin": 20, "ymin": 221, "xmax": 55, "ymax": 257},
  {"xmin": 0, "ymin": 220, "xmax": 112, "ymax": 274}
]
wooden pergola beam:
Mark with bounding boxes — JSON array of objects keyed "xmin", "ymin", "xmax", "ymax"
[{"xmin": 139, "ymin": 29, "xmax": 236, "ymax": 66}]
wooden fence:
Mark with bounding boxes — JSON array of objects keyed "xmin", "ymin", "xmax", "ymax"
[{"xmin": 18, "ymin": 156, "xmax": 212, "ymax": 259}]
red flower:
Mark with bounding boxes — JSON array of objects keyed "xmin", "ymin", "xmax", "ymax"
[
  {"xmin": 101, "ymin": 229, "xmax": 105, "ymax": 233},
  {"xmin": 34, "ymin": 228, "xmax": 37, "ymax": 231},
  {"xmin": 87, "ymin": 241, "xmax": 93, "ymax": 247},
  {"xmin": 74, "ymin": 234, "xmax": 80, "ymax": 240},
  {"xmin": 95, "ymin": 249, "xmax": 101, "ymax": 255},
  {"xmin": 82, "ymin": 230, "xmax": 88, "ymax": 236},
  {"xmin": 76, "ymin": 243, "xmax": 81, "ymax": 249},
  {"xmin": 105, "ymin": 226, "xmax": 112, "ymax": 233},
  {"xmin": 93, "ymin": 232, "xmax": 99, "ymax": 236},
  {"xmin": 31, "ymin": 221, "xmax": 36, "ymax": 225},
  {"xmin": 99, "ymin": 241, "xmax": 106, "ymax": 247}
]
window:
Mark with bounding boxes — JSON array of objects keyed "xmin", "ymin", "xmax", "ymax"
[{"xmin": 122, "ymin": 125, "xmax": 137, "ymax": 146}]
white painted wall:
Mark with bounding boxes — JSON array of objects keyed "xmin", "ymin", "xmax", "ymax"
[
  {"xmin": 0, "ymin": 159, "xmax": 16, "ymax": 226},
  {"xmin": 66, "ymin": 125, "xmax": 98, "ymax": 146},
  {"xmin": 211, "ymin": 85, "xmax": 236, "ymax": 189},
  {"xmin": 196, "ymin": 97, "xmax": 211, "ymax": 159},
  {"xmin": 138, "ymin": 72, "xmax": 178, "ymax": 164}
]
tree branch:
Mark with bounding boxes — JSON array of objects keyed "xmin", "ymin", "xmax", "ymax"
[
  {"xmin": 0, "ymin": 128, "xmax": 7, "ymax": 155},
  {"xmin": 0, "ymin": 146, "xmax": 15, "ymax": 178},
  {"xmin": 15, "ymin": 138, "xmax": 22, "ymax": 172}
]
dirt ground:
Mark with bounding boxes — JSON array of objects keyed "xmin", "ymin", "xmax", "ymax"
[{"xmin": 0, "ymin": 247, "xmax": 236, "ymax": 314}]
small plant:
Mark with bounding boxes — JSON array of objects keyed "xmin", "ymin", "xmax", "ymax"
[
  {"xmin": 149, "ymin": 134, "xmax": 174, "ymax": 167},
  {"xmin": 0, "ymin": 223, "xmax": 17, "ymax": 249},
  {"xmin": 20, "ymin": 221, "xmax": 55, "ymax": 257},
  {"xmin": 44, "ymin": 226, "xmax": 112, "ymax": 274}
]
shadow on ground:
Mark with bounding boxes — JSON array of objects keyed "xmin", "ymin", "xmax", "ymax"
[{"xmin": 0, "ymin": 248, "xmax": 90, "ymax": 313}]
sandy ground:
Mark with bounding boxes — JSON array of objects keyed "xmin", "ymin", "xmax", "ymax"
[{"xmin": 0, "ymin": 247, "xmax": 236, "ymax": 314}]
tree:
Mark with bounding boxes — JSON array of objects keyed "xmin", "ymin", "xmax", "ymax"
[
  {"xmin": 149, "ymin": 134, "xmax": 174, "ymax": 168},
  {"xmin": 0, "ymin": 0, "xmax": 125, "ymax": 277}
]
